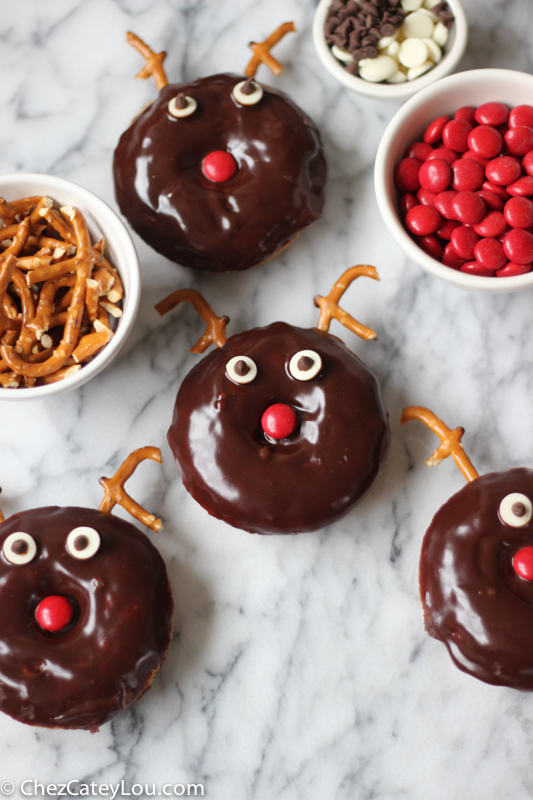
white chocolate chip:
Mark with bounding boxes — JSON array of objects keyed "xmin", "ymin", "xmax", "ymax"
[
  {"xmin": 398, "ymin": 37, "xmax": 429, "ymax": 67},
  {"xmin": 432, "ymin": 21, "xmax": 450, "ymax": 46},
  {"xmin": 331, "ymin": 45, "xmax": 354, "ymax": 63},
  {"xmin": 232, "ymin": 79, "xmax": 264, "ymax": 105},
  {"xmin": 168, "ymin": 95, "xmax": 197, "ymax": 118},
  {"xmin": 385, "ymin": 40, "xmax": 400, "ymax": 58},
  {"xmin": 387, "ymin": 70, "xmax": 408, "ymax": 83},
  {"xmin": 401, "ymin": 0, "xmax": 423, "ymax": 10},
  {"xmin": 418, "ymin": 8, "xmax": 438, "ymax": 22},
  {"xmin": 402, "ymin": 11, "xmax": 434, "ymax": 39},
  {"xmin": 422, "ymin": 37, "xmax": 442, "ymax": 62},
  {"xmin": 358, "ymin": 55, "xmax": 398, "ymax": 82},
  {"xmin": 377, "ymin": 30, "xmax": 399, "ymax": 49},
  {"xmin": 407, "ymin": 60, "xmax": 434, "ymax": 80}
]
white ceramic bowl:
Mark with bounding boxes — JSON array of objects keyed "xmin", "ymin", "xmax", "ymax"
[
  {"xmin": 375, "ymin": 69, "xmax": 533, "ymax": 293},
  {"xmin": 313, "ymin": 0, "xmax": 468, "ymax": 100},
  {"xmin": 0, "ymin": 173, "xmax": 140, "ymax": 399}
]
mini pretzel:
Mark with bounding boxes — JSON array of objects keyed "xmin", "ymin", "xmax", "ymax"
[
  {"xmin": 0, "ymin": 256, "xmax": 22, "ymax": 330},
  {"xmin": 2, "ymin": 208, "xmax": 100, "ymax": 377},
  {"xmin": 315, "ymin": 265, "xmax": 380, "ymax": 341},
  {"xmin": 99, "ymin": 447, "xmax": 163, "ymax": 533},
  {"xmin": 400, "ymin": 406, "xmax": 479, "ymax": 483},
  {"xmin": 244, "ymin": 22, "xmax": 296, "ymax": 77},
  {"xmin": 126, "ymin": 31, "xmax": 168, "ymax": 92},
  {"xmin": 155, "ymin": 288, "xmax": 228, "ymax": 352}
]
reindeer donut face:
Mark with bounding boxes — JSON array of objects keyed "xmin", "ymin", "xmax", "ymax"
[
  {"xmin": 0, "ymin": 506, "xmax": 172, "ymax": 729},
  {"xmin": 113, "ymin": 28, "xmax": 326, "ymax": 273},
  {"xmin": 420, "ymin": 468, "xmax": 533, "ymax": 690},
  {"xmin": 168, "ymin": 322, "xmax": 389, "ymax": 534},
  {"xmin": 403, "ymin": 406, "xmax": 533, "ymax": 690}
]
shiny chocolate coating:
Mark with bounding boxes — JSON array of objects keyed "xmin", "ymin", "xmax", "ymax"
[
  {"xmin": 168, "ymin": 322, "xmax": 390, "ymax": 534},
  {"xmin": 113, "ymin": 74, "xmax": 326, "ymax": 272},
  {"xmin": 0, "ymin": 506, "xmax": 173, "ymax": 729},
  {"xmin": 420, "ymin": 468, "xmax": 533, "ymax": 689}
]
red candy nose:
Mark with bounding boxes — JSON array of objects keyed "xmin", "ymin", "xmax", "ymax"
[
  {"xmin": 202, "ymin": 150, "xmax": 238, "ymax": 183},
  {"xmin": 35, "ymin": 595, "xmax": 74, "ymax": 632},
  {"xmin": 513, "ymin": 546, "xmax": 533, "ymax": 580},
  {"xmin": 261, "ymin": 403, "xmax": 298, "ymax": 440}
]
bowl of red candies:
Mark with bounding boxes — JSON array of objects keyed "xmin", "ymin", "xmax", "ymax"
[{"xmin": 375, "ymin": 69, "xmax": 533, "ymax": 292}]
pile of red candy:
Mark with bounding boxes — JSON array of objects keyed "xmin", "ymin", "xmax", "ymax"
[{"xmin": 394, "ymin": 102, "xmax": 533, "ymax": 277}]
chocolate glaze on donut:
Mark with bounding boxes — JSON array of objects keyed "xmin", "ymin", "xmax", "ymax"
[
  {"xmin": 0, "ymin": 506, "xmax": 173, "ymax": 730},
  {"xmin": 113, "ymin": 74, "xmax": 326, "ymax": 272},
  {"xmin": 167, "ymin": 322, "xmax": 390, "ymax": 534},
  {"xmin": 420, "ymin": 468, "xmax": 533, "ymax": 690}
]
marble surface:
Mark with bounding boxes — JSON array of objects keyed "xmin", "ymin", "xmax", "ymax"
[{"xmin": 2, "ymin": 0, "xmax": 533, "ymax": 797}]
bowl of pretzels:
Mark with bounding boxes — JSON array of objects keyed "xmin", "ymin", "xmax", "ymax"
[{"xmin": 0, "ymin": 174, "xmax": 141, "ymax": 399}]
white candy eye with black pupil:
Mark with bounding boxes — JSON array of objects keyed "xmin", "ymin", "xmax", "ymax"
[
  {"xmin": 289, "ymin": 350, "xmax": 322, "ymax": 381},
  {"xmin": 168, "ymin": 94, "xmax": 197, "ymax": 118},
  {"xmin": 232, "ymin": 79, "xmax": 264, "ymax": 106},
  {"xmin": 499, "ymin": 493, "xmax": 533, "ymax": 527},
  {"xmin": 226, "ymin": 356, "xmax": 257, "ymax": 384},
  {"xmin": 3, "ymin": 532, "xmax": 37, "ymax": 565},
  {"xmin": 66, "ymin": 527, "xmax": 101, "ymax": 560}
]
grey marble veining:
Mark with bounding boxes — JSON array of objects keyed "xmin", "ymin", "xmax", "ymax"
[{"xmin": 1, "ymin": 0, "xmax": 533, "ymax": 798}]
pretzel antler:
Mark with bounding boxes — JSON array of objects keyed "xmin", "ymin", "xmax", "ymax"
[
  {"xmin": 314, "ymin": 265, "xmax": 379, "ymax": 341},
  {"xmin": 155, "ymin": 289, "xmax": 228, "ymax": 353},
  {"xmin": 244, "ymin": 22, "xmax": 296, "ymax": 78},
  {"xmin": 99, "ymin": 447, "xmax": 163, "ymax": 533},
  {"xmin": 126, "ymin": 31, "xmax": 169, "ymax": 91},
  {"xmin": 400, "ymin": 406, "xmax": 479, "ymax": 483}
]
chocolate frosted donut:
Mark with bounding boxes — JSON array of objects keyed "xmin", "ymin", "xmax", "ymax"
[
  {"xmin": 420, "ymin": 469, "xmax": 533, "ymax": 690},
  {"xmin": 0, "ymin": 506, "xmax": 173, "ymax": 729},
  {"xmin": 113, "ymin": 73, "xmax": 326, "ymax": 272},
  {"xmin": 168, "ymin": 322, "xmax": 389, "ymax": 534}
]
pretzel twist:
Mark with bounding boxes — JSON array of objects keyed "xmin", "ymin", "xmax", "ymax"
[
  {"xmin": 99, "ymin": 447, "xmax": 163, "ymax": 533},
  {"xmin": 126, "ymin": 31, "xmax": 168, "ymax": 91},
  {"xmin": 155, "ymin": 288, "xmax": 229, "ymax": 353},
  {"xmin": 400, "ymin": 406, "xmax": 479, "ymax": 483},
  {"xmin": 315, "ymin": 265, "xmax": 380, "ymax": 340},
  {"xmin": 245, "ymin": 22, "xmax": 296, "ymax": 77}
]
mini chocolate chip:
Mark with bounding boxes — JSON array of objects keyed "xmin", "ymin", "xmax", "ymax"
[
  {"xmin": 297, "ymin": 356, "xmax": 314, "ymax": 371},
  {"xmin": 380, "ymin": 23, "xmax": 396, "ymax": 36},
  {"xmin": 74, "ymin": 534, "xmax": 90, "ymax": 551},
  {"xmin": 351, "ymin": 48, "xmax": 365, "ymax": 61},
  {"xmin": 175, "ymin": 93, "xmax": 188, "ymax": 110},
  {"xmin": 365, "ymin": 14, "xmax": 377, "ymax": 28},
  {"xmin": 240, "ymin": 78, "xmax": 256, "ymax": 95},
  {"xmin": 512, "ymin": 502, "xmax": 527, "ymax": 517},
  {"xmin": 369, "ymin": 27, "xmax": 381, "ymax": 38},
  {"xmin": 348, "ymin": 30, "xmax": 362, "ymax": 49},
  {"xmin": 361, "ymin": 35, "xmax": 377, "ymax": 47},
  {"xmin": 363, "ymin": 2, "xmax": 379, "ymax": 13},
  {"xmin": 234, "ymin": 359, "xmax": 250, "ymax": 376},
  {"xmin": 11, "ymin": 539, "xmax": 28, "ymax": 555},
  {"xmin": 345, "ymin": 0, "xmax": 360, "ymax": 13},
  {"xmin": 345, "ymin": 61, "xmax": 360, "ymax": 75},
  {"xmin": 364, "ymin": 45, "xmax": 378, "ymax": 58}
]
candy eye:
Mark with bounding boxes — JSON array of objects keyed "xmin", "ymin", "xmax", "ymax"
[
  {"xmin": 3, "ymin": 532, "xmax": 37, "ymax": 565},
  {"xmin": 232, "ymin": 79, "xmax": 264, "ymax": 106},
  {"xmin": 168, "ymin": 93, "xmax": 197, "ymax": 118},
  {"xmin": 499, "ymin": 493, "xmax": 533, "ymax": 527},
  {"xmin": 289, "ymin": 350, "xmax": 322, "ymax": 381},
  {"xmin": 226, "ymin": 356, "xmax": 257, "ymax": 384},
  {"xmin": 66, "ymin": 527, "xmax": 101, "ymax": 560}
]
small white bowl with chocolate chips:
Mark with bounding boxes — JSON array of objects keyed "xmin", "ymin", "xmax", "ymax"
[
  {"xmin": 0, "ymin": 174, "xmax": 141, "ymax": 400},
  {"xmin": 313, "ymin": 0, "xmax": 468, "ymax": 99}
]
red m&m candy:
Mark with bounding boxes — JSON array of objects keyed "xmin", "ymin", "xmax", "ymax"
[
  {"xmin": 451, "ymin": 159, "xmax": 484, "ymax": 192},
  {"xmin": 504, "ymin": 197, "xmax": 533, "ymax": 229},
  {"xmin": 485, "ymin": 156, "xmax": 521, "ymax": 187},
  {"xmin": 505, "ymin": 127, "xmax": 533, "ymax": 157},
  {"xmin": 474, "ymin": 102, "xmax": 509, "ymax": 127},
  {"xmin": 467, "ymin": 125, "xmax": 503, "ymax": 159},
  {"xmin": 202, "ymin": 150, "xmax": 238, "ymax": 183},
  {"xmin": 509, "ymin": 105, "xmax": 533, "ymax": 129},
  {"xmin": 513, "ymin": 546, "xmax": 533, "ymax": 580},
  {"xmin": 503, "ymin": 229, "xmax": 533, "ymax": 264},
  {"xmin": 36, "ymin": 595, "xmax": 74, "ymax": 632},
  {"xmin": 261, "ymin": 404, "xmax": 298, "ymax": 440},
  {"xmin": 451, "ymin": 191, "xmax": 485, "ymax": 226},
  {"xmin": 419, "ymin": 159, "xmax": 451, "ymax": 193},
  {"xmin": 405, "ymin": 205, "xmax": 441, "ymax": 236}
]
